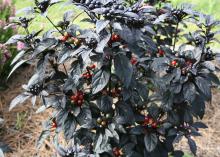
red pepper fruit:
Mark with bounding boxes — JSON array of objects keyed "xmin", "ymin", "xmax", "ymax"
[
  {"xmin": 111, "ymin": 34, "xmax": 120, "ymax": 42},
  {"xmin": 171, "ymin": 60, "xmax": 178, "ymax": 67},
  {"xmin": 131, "ymin": 57, "xmax": 138, "ymax": 65},
  {"xmin": 158, "ymin": 49, "xmax": 165, "ymax": 56}
]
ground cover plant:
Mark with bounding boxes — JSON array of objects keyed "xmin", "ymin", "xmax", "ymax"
[{"xmin": 5, "ymin": 0, "xmax": 220, "ymax": 156}]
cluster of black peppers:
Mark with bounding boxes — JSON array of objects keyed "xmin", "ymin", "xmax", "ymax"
[
  {"xmin": 75, "ymin": 0, "xmax": 146, "ymax": 27},
  {"xmin": 5, "ymin": 0, "xmax": 220, "ymax": 157}
]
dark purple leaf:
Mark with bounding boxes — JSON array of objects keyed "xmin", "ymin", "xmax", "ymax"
[
  {"xmin": 37, "ymin": 130, "xmax": 50, "ymax": 149},
  {"xmin": 92, "ymin": 68, "xmax": 110, "ymax": 94},
  {"xmin": 187, "ymin": 137, "xmax": 197, "ymax": 155},
  {"xmin": 9, "ymin": 93, "xmax": 31, "ymax": 111},
  {"xmin": 194, "ymin": 76, "xmax": 211, "ymax": 100},
  {"xmin": 144, "ymin": 133, "xmax": 158, "ymax": 152},
  {"xmin": 64, "ymin": 114, "xmax": 76, "ymax": 140},
  {"xmin": 114, "ymin": 54, "xmax": 133, "ymax": 88}
]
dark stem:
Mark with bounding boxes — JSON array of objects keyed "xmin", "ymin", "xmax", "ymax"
[
  {"xmin": 86, "ymin": 67, "xmax": 91, "ymax": 75},
  {"xmin": 63, "ymin": 64, "xmax": 68, "ymax": 76},
  {"xmin": 79, "ymin": 4, "xmax": 98, "ymax": 22},
  {"xmin": 108, "ymin": 57, "xmax": 112, "ymax": 94},
  {"xmin": 72, "ymin": 11, "xmax": 85, "ymax": 22},
  {"xmin": 86, "ymin": 67, "xmax": 92, "ymax": 84},
  {"xmin": 108, "ymin": 26, "xmax": 113, "ymax": 94},
  {"xmin": 173, "ymin": 23, "xmax": 179, "ymax": 51},
  {"xmin": 46, "ymin": 15, "xmax": 64, "ymax": 36},
  {"xmin": 25, "ymin": 28, "xmax": 30, "ymax": 35}
]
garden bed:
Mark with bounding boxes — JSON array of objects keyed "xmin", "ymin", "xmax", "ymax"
[
  {"xmin": 0, "ymin": 66, "xmax": 220, "ymax": 157},
  {"xmin": 0, "ymin": 65, "xmax": 55, "ymax": 157}
]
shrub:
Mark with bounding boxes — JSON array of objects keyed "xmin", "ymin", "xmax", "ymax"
[
  {"xmin": 0, "ymin": 0, "xmax": 17, "ymax": 89},
  {"xmin": 6, "ymin": 0, "xmax": 220, "ymax": 156}
]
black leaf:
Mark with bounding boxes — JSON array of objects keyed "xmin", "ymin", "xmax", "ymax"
[
  {"xmin": 77, "ymin": 107, "xmax": 92, "ymax": 127},
  {"xmin": 173, "ymin": 150, "xmax": 184, "ymax": 157},
  {"xmin": 136, "ymin": 82, "xmax": 149, "ymax": 101},
  {"xmin": 37, "ymin": 130, "xmax": 50, "ymax": 149},
  {"xmin": 191, "ymin": 94, "xmax": 206, "ymax": 119},
  {"xmin": 130, "ymin": 126, "xmax": 145, "ymax": 135},
  {"xmin": 183, "ymin": 82, "xmax": 196, "ymax": 103},
  {"xmin": 151, "ymin": 57, "xmax": 169, "ymax": 72},
  {"xmin": 194, "ymin": 76, "xmax": 211, "ymax": 100},
  {"xmin": 63, "ymin": 10, "xmax": 74, "ymax": 22},
  {"xmin": 187, "ymin": 137, "xmax": 197, "ymax": 156},
  {"xmin": 115, "ymin": 101, "xmax": 135, "ymax": 125},
  {"xmin": 33, "ymin": 38, "xmax": 57, "ymax": 57},
  {"xmin": 64, "ymin": 114, "xmax": 76, "ymax": 140},
  {"xmin": 97, "ymin": 95, "xmax": 113, "ymax": 113},
  {"xmin": 144, "ymin": 133, "xmax": 158, "ymax": 152},
  {"xmin": 5, "ymin": 34, "xmax": 25, "ymax": 45},
  {"xmin": 117, "ymin": 26, "xmax": 142, "ymax": 44},
  {"xmin": 92, "ymin": 68, "xmax": 110, "ymax": 94},
  {"xmin": 96, "ymin": 20, "xmax": 110, "ymax": 34},
  {"xmin": 192, "ymin": 122, "xmax": 208, "ymax": 129},
  {"xmin": 9, "ymin": 93, "xmax": 31, "ymax": 111},
  {"xmin": 8, "ymin": 59, "xmax": 28, "ymax": 79},
  {"xmin": 114, "ymin": 54, "xmax": 133, "ymax": 88}
]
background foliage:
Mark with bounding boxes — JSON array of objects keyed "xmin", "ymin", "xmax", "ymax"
[
  {"xmin": 5, "ymin": 0, "xmax": 220, "ymax": 157},
  {"xmin": 0, "ymin": 0, "xmax": 17, "ymax": 89}
]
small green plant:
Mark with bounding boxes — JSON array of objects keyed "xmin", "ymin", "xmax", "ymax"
[{"xmin": 15, "ymin": 112, "xmax": 28, "ymax": 130}]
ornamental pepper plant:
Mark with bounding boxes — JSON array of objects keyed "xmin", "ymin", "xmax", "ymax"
[{"xmin": 5, "ymin": 0, "xmax": 220, "ymax": 156}]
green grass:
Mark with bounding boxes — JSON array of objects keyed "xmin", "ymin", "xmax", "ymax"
[
  {"xmin": 14, "ymin": 0, "xmax": 92, "ymax": 34},
  {"xmin": 172, "ymin": 0, "xmax": 220, "ymax": 19},
  {"xmin": 173, "ymin": 0, "xmax": 220, "ymax": 48},
  {"xmin": 14, "ymin": 0, "xmax": 220, "ymax": 34}
]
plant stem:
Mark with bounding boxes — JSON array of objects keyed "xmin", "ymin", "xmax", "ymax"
[
  {"xmin": 72, "ymin": 11, "xmax": 85, "ymax": 22},
  {"xmin": 25, "ymin": 28, "xmax": 30, "ymax": 35},
  {"xmin": 46, "ymin": 15, "xmax": 64, "ymax": 36},
  {"xmin": 63, "ymin": 63, "xmax": 68, "ymax": 76},
  {"xmin": 108, "ymin": 26, "xmax": 113, "ymax": 94},
  {"xmin": 108, "ymin": 56, "xmax": 112, "ymax": 94},
  {"xmin": 173, "ymin": 23, "xmax": 179, "ymax": 51}
]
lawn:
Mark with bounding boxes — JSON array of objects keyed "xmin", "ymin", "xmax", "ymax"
[
  {"xmin": 14, "ymin": 0, "xmax": 220, "ymax": 32},
  {"xmin": 14, "ymin": 0, "xmax": 92, "ymax": 34},
  {"xmin": 172, "ymin": 0, "xmax": 220, "ymax": 19}
]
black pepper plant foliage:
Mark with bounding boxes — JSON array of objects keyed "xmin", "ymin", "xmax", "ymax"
[{"xmin": 5, "ymin": 0, "xmax": 220, "ymax": 156}]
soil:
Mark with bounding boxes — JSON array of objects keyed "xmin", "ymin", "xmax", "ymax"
[
  {"xmin": 0, "ymin": 65, "xmax": 55, "ymax": 157},
  {"xmin": 0, "ymin": 65, "xmax": 220, "ymax": 157}
]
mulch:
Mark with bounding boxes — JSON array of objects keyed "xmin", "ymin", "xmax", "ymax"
[{"xmin": 0, "ymin": 65, "xmax": 220, "ymax": 157}]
